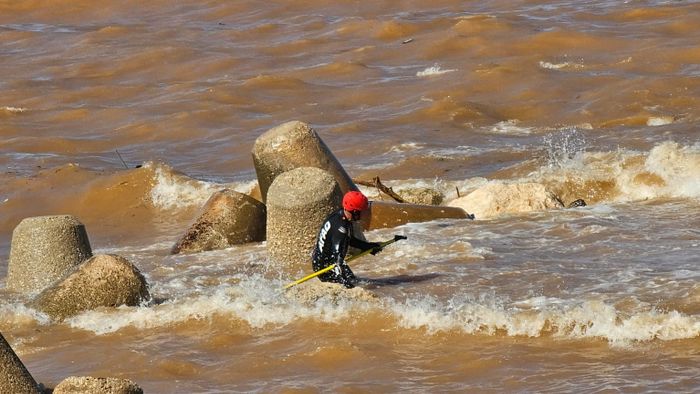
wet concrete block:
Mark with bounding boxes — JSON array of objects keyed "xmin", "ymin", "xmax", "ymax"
[
  {"xmin": 266, "ymin": 167, "xmax": 342, "ymax": 271},
  {"xmin": 0, "ymin": 331, "xmax": 41, "ymax": 394},
  {"xmin": 172, "ymin": 189, "xmax": 266, "ymax": 254},
  {"xmin": 53, "ymin": 376, "xmax": 143, "ymax": 394},
  {"xmin": 361, "ymin": 201, "xmax": 470, "ymax": 230},
  {"xmin": 7, "ymin": 215, "xmax": 93, "ymax": 295},
  {"xmin": 252, "ymin": 120, "xmax": 357, "ymax": 202},
  {"xmin": 30, "ymin": 254, "xmax": 150, "ymax": 321}
]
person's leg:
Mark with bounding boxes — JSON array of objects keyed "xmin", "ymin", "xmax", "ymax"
[
  {"xmin": 313, "ymin": 259, "xmax": 341, "ymax": 284},
  {"xmin": 338, "ymin": 263, "xmax": 356, "ymax": 288},
  {"xmin": 312, "ymin": 258, "xmax": 355, "ymax": 288}
]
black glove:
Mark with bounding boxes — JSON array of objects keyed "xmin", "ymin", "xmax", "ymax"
[
  {"xmin": 369, "ymin": 242, "xmax": 382, "ymax": 255},
  {"xmin": 467, "ymin": 213, "xmax": 475, "ymax": 220}
]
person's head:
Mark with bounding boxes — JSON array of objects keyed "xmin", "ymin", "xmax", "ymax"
[{"xmin": 342, "ymin": 191, "xmax": 369, "ymax": 221}]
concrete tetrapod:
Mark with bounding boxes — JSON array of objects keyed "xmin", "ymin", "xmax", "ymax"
[
  {"xmin": 0, "ymin": 331, "xmax": 41, "ymax": 394},
  {"xmin": 31, "ymin": 254, "xmax": 150, "ymax": 321},
  {"xmin": 172, "ymin": 189, "xmax": 266, "ymax": 254},
  {"xmin": 266, "ymin": 167, "xmax": 343, "ymax": 272},
  {"xmin": 7, "ymin": 215, "xmax": 92, "ymax": 295},
  {"xmin": 252, "ymin": 120, "xmax": 358, "ymax": 202},
  {"xmin": 53, "ymin": 376, "xmax": 143, "ymax": 394}
]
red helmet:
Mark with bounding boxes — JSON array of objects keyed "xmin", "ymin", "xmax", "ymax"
[{"xmin": 342, "ymin": 191, "xmax": 369, "ymax": 212}]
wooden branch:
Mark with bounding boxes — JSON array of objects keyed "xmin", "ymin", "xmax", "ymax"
[
  {"xmin": 353, "ymin": 177, "xmax": 406, "ymax": 203},
  {"xmin": 353, "ymin": 179, "xmax": 376, "ymax": 188}
]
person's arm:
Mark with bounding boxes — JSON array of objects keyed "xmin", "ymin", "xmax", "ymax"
[
  {"xmin": 331, "ymin": 226, "xmax": 351, "ymax": 265},
  {"xmin": 349, "ymin": 237, "xmax": 381, "ymax": 254}
]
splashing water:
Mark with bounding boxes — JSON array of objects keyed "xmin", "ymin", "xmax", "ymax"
[{"xmin": 542, "ymin": 128, "xmax": 587, "ymax": 170}]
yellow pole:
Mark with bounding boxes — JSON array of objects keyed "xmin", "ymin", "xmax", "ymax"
[
  {"xmin": 283, "ymin": 236, "xmax": 406, "ymax": 290},
  {"xmin": 282, "ymin": 264, "xmax": 337, "ymax": 290}
]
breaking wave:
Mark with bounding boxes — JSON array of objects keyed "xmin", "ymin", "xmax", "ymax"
[
  {"xmin": 534, "ymin": 139, "xmax": 700, "ymax": 204},
  {"xmin": 390, "ymin": 295, "xmax": 700, "ymax": 347},
  {"xmin": 145, "ymin": 161, "xmax": 256, "ymax": 210},
  {"xmin": 60, "ymin": 276, "xmax": 700, "ymax": 347}
]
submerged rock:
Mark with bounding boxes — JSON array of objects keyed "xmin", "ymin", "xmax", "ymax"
[
  {"xmin": 53, "ymin": 376, "xmax": 143, "ymax": 394},
  {"xmin": 0, "ymin": 331, "xmax": 41, "ymax": 394},
  {"xmin": 285, "ymin": 280, "xmax": 378, "ymax": 305},
  {"xmin": 567, "ymin": 198, "xmax": 587, "ymax": 208},
  {"xmin": 7, "ymin": 215, "xmax": 93, "ymax": 295},
  {"xmin": 398, "ymin": 187, "xmax": 444, "ymax": 205},
  {"xmin": 266, "ymin": 167, "xmax": 343, "ymax": 271},
  {"xmin": 448, "ymin": 182, "xmax": 564, "ymax": 219},
  {"xmin": 367, "ymin": 185, "xmax": 445, "ymax": 206},
  {"xmin": 31, "ymin": 254, "xmax": 150, "ymax": 321},
  {"xmin": 172, "ymin": 189, "xmax": 266, "ymax": 254},
  {"xmin": 252, "ymin": 120, "xmax": 358, "ymax": 202}
]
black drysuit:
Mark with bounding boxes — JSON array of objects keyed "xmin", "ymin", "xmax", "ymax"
[{"xmin": 311, "ymin": 209, "xmax": 379, "ymax": 288}]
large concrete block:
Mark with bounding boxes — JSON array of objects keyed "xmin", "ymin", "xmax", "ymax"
[
  {"xmin": 31, "ymin": 254, "xmax": 149, "ymax": 321},
  {"xmin": 252, "ymin": 121, "xmax": 357, "ymax": 202},
  {"xmin": 172, "ymin": 189, "xmax": 266, "ymax": 254},
  {"xmin": 7, "ymin": 215, "xmax": 92, "ymax": 295},
  {"xmin": 53, "ymin": 376, "xmax": 143, "ymax": 394},
  {"xmin": 266, "ymin": 167, "xmax": 342, "ymax": 271},
  {"xmin": 361, "ymin": 201, "xmax": 470, "ymax": 230},
  {"xmin": 0, "ymin": 331, "xmax": 41, "ymax": 394}
]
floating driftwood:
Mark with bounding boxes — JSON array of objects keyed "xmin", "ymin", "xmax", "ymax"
[{"xmin": 353, "ymin": 176, "xmax": 406, "ymax": 203}]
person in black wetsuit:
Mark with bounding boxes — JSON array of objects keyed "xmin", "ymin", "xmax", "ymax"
[{"xmin": 311, "ymin": 191, "xmax": 382, "ymax": 288}]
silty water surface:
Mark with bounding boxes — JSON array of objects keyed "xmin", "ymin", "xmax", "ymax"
[{"xmin": 1, "ymin": 0, "xmax": 700, "ymax": 392}]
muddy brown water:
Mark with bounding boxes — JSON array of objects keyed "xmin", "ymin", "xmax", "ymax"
[{"xmin": 2, "ymin": 1, "xmax": 700, "ymax": 392}]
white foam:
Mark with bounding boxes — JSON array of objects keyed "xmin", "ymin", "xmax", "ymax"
[
  {"xmin": 416, "ymin": 64, "xmax": 456, "ymax": 77},
  {"xmin": 388, "ymin": 142, "xmax": 424, "ymax": 153},
  {"xmin": 49, "ymin": 274, "xmax": 700, "ymax": 346},
  {"xmin": 1, "ymin": 106, "xmax": 27, "ymax": 113},
  {"xmin": 528, "ymin": 139, "xmax": 700, "ymax": 203},
  {"xmin": 389, "ymin": 295, "xmax": 700, "ymax": 346},
  {"xmin": 148, "ymin": 166, "xmax": 219, "ymax": 209},
  {"xmin": 231, "ymin": 179, "xmax": 259, "ymax": 195},
  {"xmin": 94, "ymin": 240, "xmax": 176, "ymax": 254},
  {"xmin": 539, "ymin": 61, "xmax": 583, "ymax": 70},
  {"xmin": 647, "ymin": 116, "xmax": 674, "ymax": 126},
  {"xmin": 514, "ymin": 296, "xmax": 566, "ymax": 309},
  {"xmin": 66, "ymin": 275, "xmax": 374, "ymax": 335},
  {"xmin": 607, "ymin": 142, "xmax": 700, "ymax": 200},
  {"xmin": 552, "ymin": 301, "xmax": 700, "ymax": 345},
  {"xmin": 144, "ymin": 163, "xmax": 256, "ymax": 210},
  {"xmin": 427, "ymin": 145, "xmax": 483, "ymax": 157},
  {"xmin": 0, "ymin": 303, "xmax": 51, "ymax": 327},
  {"xmin": 539, "ymin": 61, "xmax": 569, "ymax": 70},
  {"xmin": 643, "ymin": 141, "xmax": 700, "ymax": 198},
  {"xmin": 579, "ymin": 224, "xmax": 607, "ymax": 235},
  {"xmin": 490, "ymin": 120, "xmax": 533, "ymax": 135},
  {"xmin": 542, "ymin": 127, "xmax": 587, "ymax": 169},
  {"xmin": 67, "ymin": 289, "xmax": 239, "ymax": 335}
]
